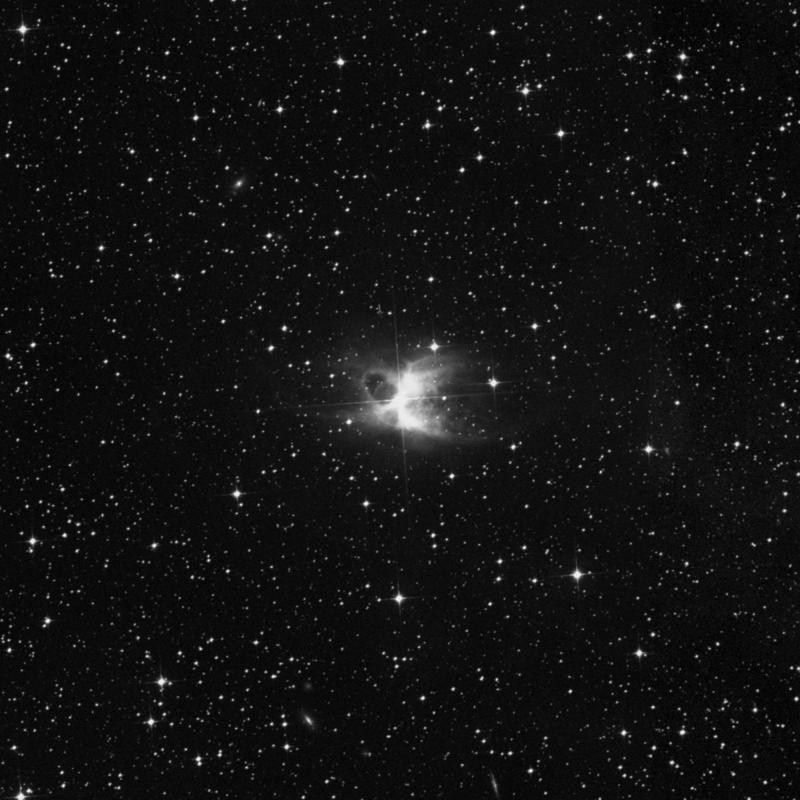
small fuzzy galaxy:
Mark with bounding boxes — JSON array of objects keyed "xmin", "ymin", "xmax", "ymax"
[{"xmin": 4, "ymin": 3, "xmax": 798, "ymax": 799}]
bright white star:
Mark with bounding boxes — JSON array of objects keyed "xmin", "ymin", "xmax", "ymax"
[{"xmin": 387, "ymin": 371, "xmax": 426, "ymax": 430}]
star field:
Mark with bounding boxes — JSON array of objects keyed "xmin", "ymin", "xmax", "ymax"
[{"xmin": 4, "ymin": 3, "xmax": 799, "ymax": 798}]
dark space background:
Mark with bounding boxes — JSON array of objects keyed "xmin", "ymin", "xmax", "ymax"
[{"xmin": 4, "ymin": 2, "xmax": 799, "ymax": 798}]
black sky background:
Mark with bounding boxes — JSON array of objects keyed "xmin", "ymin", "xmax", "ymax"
[{"xmin": 4, "ymin": 1, "xmax": 800, "ymax": 798}]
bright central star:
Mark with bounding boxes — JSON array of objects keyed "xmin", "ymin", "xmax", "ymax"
[{"xmin": 388, "ymin": 372, "xmax": 425, "ymax": 430}]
